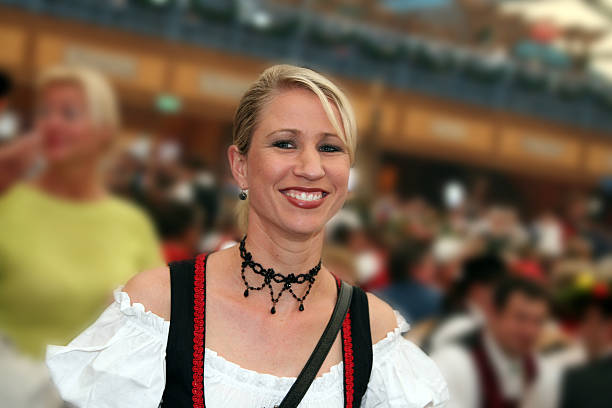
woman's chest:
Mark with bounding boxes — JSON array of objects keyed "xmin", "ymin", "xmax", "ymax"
[
  {"xmin": 204, "ymin": 298, "xmax": 345, "ymax": 378},
  {"xmin": 199, "ymin": 347, "xmax": 345, "ymax": 408}
]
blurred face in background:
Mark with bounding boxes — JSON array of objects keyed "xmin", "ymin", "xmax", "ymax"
[
  {"xmin": 580, "ymin": 306, "xmax": 612, "ymax": 359},
  {"xmin": 468, "ymin": 283, "xmax": 496, "ymax": 316},
  {"xmin": 566, "ymin": 195, "xmax": 589, "ymax": 226},
  {"xmin": 35, "ymin": 82, "xmax": 110, "ymax": 166},
  {"xmin": 436, "ymin": 259, "xmax": 462, "ymax": 290},
  {"xmin": 491, "ymin": 292, "xmax": 548, "ymax": 356},
  {"xmin": 412, "ymin": 252, "xmax": 437, "ymax": 285},
  {"xmin": 239, "ymin": 87, "xmax": 351, "ymax": 236}
]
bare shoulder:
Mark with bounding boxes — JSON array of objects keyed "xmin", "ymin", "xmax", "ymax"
[
  {"xmin": 123, "ymin": 265, "xmax": 171, "ymax": 320},
  {"xmin": 366, "ymin": 291, "xmax": 399, "ymax": 344}
]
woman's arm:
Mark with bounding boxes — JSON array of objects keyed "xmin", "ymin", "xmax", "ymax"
[
  {"xmin": 46, "ymin": 281, "xmax": 171, "ymax": 408},
  {"xmin": 363, "ymin": 292, "xmax": 451, "ymax": 407},
  {"xmin": 123, "ymin": 265, "xmax": 171, "ymax": 320},
  {"xmin": 366, "ymin": 292, "xmax": 401, "ymax": 343}
]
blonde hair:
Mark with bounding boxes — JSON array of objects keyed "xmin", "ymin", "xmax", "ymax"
[
  {"xmin": 232, "ymin": 64, "xmax": 358, "ymax": 232},
  {"xmin": 36, "ymin": 65, "xmax": 120, "ymax": 134}
]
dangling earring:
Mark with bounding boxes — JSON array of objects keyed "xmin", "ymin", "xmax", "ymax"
[{"xmin": 239, "ymin": 188, "xmax": 248, "ymax": 200}]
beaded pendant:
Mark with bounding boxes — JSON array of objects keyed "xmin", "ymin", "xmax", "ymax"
[{"xmin": 239, "ymin": 234, "xmax": 320, "ymax": 314}]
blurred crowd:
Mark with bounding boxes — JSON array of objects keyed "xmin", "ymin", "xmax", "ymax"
[{"xmin": 0, "ymin": 61, "xmax": 611, "ymax": 408}]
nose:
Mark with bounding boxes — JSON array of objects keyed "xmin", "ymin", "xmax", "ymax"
[
  {"xmin": 293, "ymin": 145, "xmax": 325, "ymax": 180},
  {"xmin": 37, "ymin": 108, "xmax": 62, "ymax": 129},
  {"xmin": 36, "ymin": 114, "xmax": 59, "ymax": 136}
]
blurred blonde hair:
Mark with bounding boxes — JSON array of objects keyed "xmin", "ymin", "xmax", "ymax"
[
  {"xmin": 36, "ymin": 65, "xmax": 120, "ymax": 134},
  {"xmin": 232, "ymin": 64, "xmax": 358, "ymax": 232}
]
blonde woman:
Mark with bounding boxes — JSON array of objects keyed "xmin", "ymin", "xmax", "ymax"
[
  {"xmin": 46, "ymin": 65, "xmax": 448, "ymax": 407},
  {"xmin": 0, "ymin": 66, "xmax": 163, "ymax": 359}
]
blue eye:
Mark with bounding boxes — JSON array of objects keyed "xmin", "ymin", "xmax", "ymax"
[
  {"xmin": 63, "ymin": 107, "xmax": 82, "ymax": 121},
  {"xmin": 272, "ymin": 140, "xmax": 294, "ymax": 149},
  {"xmin": 320, "ymin": 144, "xmax": 342, "ymax": 153}
]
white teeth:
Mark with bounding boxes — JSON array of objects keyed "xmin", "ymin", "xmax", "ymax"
[{"xmin": 283, "ymin": 190, "xmax": 324, "ymax": 201}]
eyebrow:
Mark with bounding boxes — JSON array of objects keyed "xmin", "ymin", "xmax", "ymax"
[
  {"xmin": 322, "ymin": 132, "xmax": 342, "ymax": 140},
  {"xmin": 265, "ymin": 128, "xmax": 340, "ymax": 139},
  {"xmin": 265, "ymin": 128, "xmax": 300, "ymax": 139}
]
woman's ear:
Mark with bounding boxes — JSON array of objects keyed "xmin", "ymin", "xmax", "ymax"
[{"xmin": 227, "ymin": 144, "xmax": 248, "ymax": 188}]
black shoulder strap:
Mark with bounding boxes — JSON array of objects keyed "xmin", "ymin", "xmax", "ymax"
[
  {"xmin": 278, "ymin": 281, "xmax": 353, "ymax": 408},
  {"xmin": 347, "ymin": 286, "xmax": 373, "ymax": 407},
  {"xmin": 161, "ymin": 258, "xmax": 197, "ymax": 408}
]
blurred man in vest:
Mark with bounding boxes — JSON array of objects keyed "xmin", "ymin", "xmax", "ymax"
[
  {"xmin": 432, "ymin": 276, "xmax": 549, "ymax": 408},
  {"xmin": 425, "ymin": 255, "xmax": 507, "ymax": 353}
]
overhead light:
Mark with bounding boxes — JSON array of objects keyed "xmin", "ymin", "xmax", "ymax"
[
  {"xmin": 443, "ymin": 180, "xmax": 465, "ymax": 209},
  {"xmin": 149, "ymin": 0, "xmax": 171, "ymax": 6},
  {"xmin": 155, "ymin": 93, "xmax": 182, "ymax": 114},
  {"xmin": 252, "ymin": 11, "xmax": 272, "ymax": 29}
]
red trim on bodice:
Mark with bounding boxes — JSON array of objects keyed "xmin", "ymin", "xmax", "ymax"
[
  {"xmin": 335, "ymin": 277, "xmax": 355, "ymax": 408},
  {"xmin": 192, "ymin": 253, "xmax": 207, "ymax": 407}
]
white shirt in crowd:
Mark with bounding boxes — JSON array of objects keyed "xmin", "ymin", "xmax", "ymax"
[
  {"xmin": 427, "ymin": 304, "xmax": 485, "ymax": 353},
  {"xmin": 431, "ymin": 330, "xmax": 539, "ymax": 408},
  {"xmin": 0, "ymin": 334, "xmax": 66, "ymax": 408}
]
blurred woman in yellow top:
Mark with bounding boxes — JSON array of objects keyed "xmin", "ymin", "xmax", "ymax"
[{"xmin": 0, "ymin": 66, "xmax": 164, "ymax": 358}]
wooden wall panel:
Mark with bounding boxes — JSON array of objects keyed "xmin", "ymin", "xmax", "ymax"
[
  {"xmin": 402, "ymin": 106, "xmax": 495, "ymax": 154},
  {"xmin": 33, "ymin": 34, "xmax": 166, "ymax": 93},
  {"xmin": 498, "ymin": 126, "xmax": 582, "ymax": 170},
  {"xmin": 0, "ymin": 25, "xmax": 27, "ymax": 70},
  {"xmin": 585, "ymin": 143, "xmax": 612, "ymax": 176}
]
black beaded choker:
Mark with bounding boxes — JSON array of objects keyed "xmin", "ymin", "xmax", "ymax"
[{"xmin": 239, "ymin": 234, "xmax": 321, "ymax": 314}]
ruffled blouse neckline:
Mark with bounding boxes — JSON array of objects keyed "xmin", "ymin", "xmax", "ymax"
[
  {"xmin": 47, "ymin": 288, "xmax": 449, "ymax": 408},
  {"xmin": 202, "ymin": 310, "xmax": 410, "ymax": 394},
  {"xmin": 113, "ymin": 287, "xmax": 410, "ymax": 391}
]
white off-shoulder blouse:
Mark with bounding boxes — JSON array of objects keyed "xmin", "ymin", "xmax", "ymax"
[{"xmin": 46, "ymin": 287, "xmax": 449, "ymax": 408}]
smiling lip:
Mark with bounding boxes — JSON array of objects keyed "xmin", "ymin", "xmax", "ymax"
[{"xmin": 279, "ymin": 187, "xmax": 329, "ymax": 209}]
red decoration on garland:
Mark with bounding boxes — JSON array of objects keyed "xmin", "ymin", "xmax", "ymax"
[
  {"xmin": 593, "ymin": 282, "xmax": 610, "ymax": 299},
  {"xmin": 530, "ymin": 20, "xmax": 560, "ymax": 44}
]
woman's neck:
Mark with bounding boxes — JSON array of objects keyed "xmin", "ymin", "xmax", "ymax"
[
  {"xmin": 236, "ymin": 213, "xmax": 330, "ymax": 313},
  {"xmin": 34, "ymin": 161, "xmax": 106, "ymax": 201},
  {"xmin": 244, "ymin": 215, "xmax": 325, "ymax": 277}
]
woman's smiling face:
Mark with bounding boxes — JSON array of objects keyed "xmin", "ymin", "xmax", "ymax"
[{"xmin": 231, "ymin": 87, "xmax": 351, "ymax": 237}]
